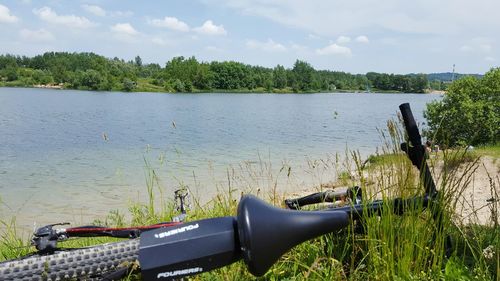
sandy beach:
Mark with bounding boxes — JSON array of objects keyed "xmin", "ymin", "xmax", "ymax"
[
  {"xmin": 285, "ymin": 154, "xmax": 499, "ymax": 226},
  {"xmin": 448, "ymin": 156, "xmax": 499, "ymax": 225}
]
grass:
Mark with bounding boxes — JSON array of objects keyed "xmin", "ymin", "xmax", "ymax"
[
  {"xmin": 1, "ymin": 125, "xmax": 498, "ymax": 280},
  {"xmin": 362, "ymin": 152, "xmax": 408, "ymax": 171},
  {"xmin": 135, "ymin": 78, "xmax": 166, "ymax": 92},
  {"xmin": 473, "ymin": 143, "xmax": 500, "ymax": 159}
]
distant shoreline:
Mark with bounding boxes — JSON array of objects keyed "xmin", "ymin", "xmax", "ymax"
[
  {"xmin": 33, "ymin": 83, "xmax": 64, "ymax": 89},
  {"xmin": 427, "ymin": 90, "xmax": 446, "ymax": 94},
  {"xmin": 0, "ymin": 84, "xmax": 441, "ymax": 95}
]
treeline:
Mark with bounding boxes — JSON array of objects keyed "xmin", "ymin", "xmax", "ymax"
[
  {"xmin": 366, "ymin": 72, "xmax": 428, "ymax": 93},
  {"xmin": 0, "ymin": 52, "xmax": 430, "ymax": 93}
]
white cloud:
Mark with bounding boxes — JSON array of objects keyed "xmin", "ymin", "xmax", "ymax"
[
  {"xmin": 110, "ymin": 10, "xmax": 133, "ymax": 17},
  {"xmin": 82, "ymin": 4, "xmax": 106, "ymax": 17},
  {"xmin": 355, "ymin": 35, "xmax": 369, "ymax": 43},
  {"xmin": 111, "ymin": 23, "xmax": 138, "ymax": 35},
  {"xmin": 336, "ymin": 36, "xmax": 351, "ymax": 44},
  {"xmin": 149, "ymin": 17, "xmax": 190, "ymax": 32},
  {"xmin": 33, "ymin": 6, "xmax": 95, "ymax": 28},
  {"xmin": 246, "ymin": 39, "xmax": 286, "ymax": 52},
  {"xmin": 479, "ymin": 44, "xmax": 492, "ymax": 52},
  {"xmin": 81, "ymin": 5, "xmax": 132, "ymax": 17},
  {"xmin": 291, "ymin": 43, "xmax": 307, "ymax": 51},
  {"xmin": 484, "ymin": 56, "xmax": 495, "ymax": 62},
  {"xmin": 0, "ymin": 4, "xmax": 19, "ymax": 23},
  {"xmin": 151, "ymin": 37, "xmax": 170, "ymax": 46},
  {"xmin": 19, "ymin": 28, "xmax": 55, "ymax": 42},
  {"xmin": 460, "ymin": 41, "xmax": 493, "ymax": 53},
  {"xmin": 205, "ymin": 46, "xmax": 222, "ymax": 52},
  {"xmin": 316, "ymin": 43, "xmax": 352, "ymax": 56},
  {"xmin": 193, "ymin": 20, "xmax": 227, "ymax": 35},
  {"xmin": 460, "ymin": 45, "xmax": 473, "ymax": 52},
  {"xmin": 207, "ymin": 0, "xmax": 500, "ymax": 36},
  {"xmin": 308, "ymin": 34, "xmax": 320, "ymax": 40}
]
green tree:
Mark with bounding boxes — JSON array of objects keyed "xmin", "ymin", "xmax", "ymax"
[
  {"xmin": 134, "ymin": 55, "xmax": 142, "ymax": 67},
  {"xmin": 3, "ymin": 66, "xmax": 18, "ymax": 81},
  {"xmin": 80, "ymin": 69, "xmax": 103, "ymax": 90},
  {"xmin": 263, "ymin": 74, "xmax": 273, "ymax": 91},
  {"xmin": 32, "ymin": 69, "xmax": 54, "ymax": 84},
  {"xmin": 273, "ymin": 65, "xmax": 287, "ymax": 89},
  {"xmin": 210, "ymin": 61, "xmax": 248, "ymax": 90},
  {"xmin": 193, "ymin": 63, "xmax": 213, "ymax": 90},
  {"xmin": 164, "ymin": 56, "xmax": 200, "ymax": 85},
  {"xmin": 292, "ymin": 60, "xmax": 315, "ymax": 91},
  {"xmin": 424, "ymin": 68, "xmax": 500, "ymax": 146},
  {"xmin": 0, "ymin": 54, "xmax": 18, "ymax": 69},
  {"xmin": 411, "ymin": 74, "xmax": 428, "ymax": 93}
]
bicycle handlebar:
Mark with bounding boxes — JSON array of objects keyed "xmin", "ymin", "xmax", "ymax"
[
  {"xmin": 285, "ymin": 186, "xmax": 362, "ymax": 209},
  {"xmin": 399, "ymin": 103, "xmax": 422, "ymax": 147},
  {"xmin": 139, "ymin": 195, "xmax": 349, "ymax": 279},
  {"xmin": 399, "ymin": 103, "xmax": 437, "ymax": 195}
]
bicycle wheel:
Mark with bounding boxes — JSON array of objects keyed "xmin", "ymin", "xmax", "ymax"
[{"xmin": 0, "ymin": 239, "xmax": 139, "ymax": 281}]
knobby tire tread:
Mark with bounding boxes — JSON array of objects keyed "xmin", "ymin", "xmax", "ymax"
[{"xmin": 0, "ymin": 239, "xmax": 139, "ymax": 281}]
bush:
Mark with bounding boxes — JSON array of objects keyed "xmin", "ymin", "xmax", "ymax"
[
  {"xmin": 122, "ymin": 78, "xmax": 136, "ymax": 92},
  {"xmin": 183, "ymin": 80, "xmax": 193, "ymax": 92},
  {"xmin": 173, "ymin": 79, "xmax": 185, "ymax": 92},
  {"xmin": 79, "ymin": 69, "xmax": 103, "ymax": 90},
  {"xmin": 424, "ymin": 68, "xmax": 500, "ymax": 146},
  {"xmin": 3, "ymin": 66, "xmax": 18, "ymax": 81}
]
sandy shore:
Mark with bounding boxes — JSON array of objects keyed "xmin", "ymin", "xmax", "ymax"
[
  {"xmin": 427, "ymin": 90, "xmax": 446, "ymax": 94},
  {"xmin": 285, "ymin": 155, "xmax": 499, "ymax": 226},
  {"xmin": 448, "ymin": 156, "xmax": 499, "ymax": 225}
]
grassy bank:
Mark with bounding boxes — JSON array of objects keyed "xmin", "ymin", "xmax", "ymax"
[
  {"xmin": 0, "ymin": 81, "xmax": 413, "ymax": 94},
  {"xmin": 1, "ymin": 132, "xmax": 498, "ymax": 280}
]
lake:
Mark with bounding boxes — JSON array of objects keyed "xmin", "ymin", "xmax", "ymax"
[{"xmin": 0, "ymin": 87, "xmax": 441, "ymax": 229}]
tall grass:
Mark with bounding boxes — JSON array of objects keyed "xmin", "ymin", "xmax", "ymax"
[
  {"xmin": 196, "ymin": 119, "xmax": 498, "ymax": 280},
  {"xmin": 0, "ymin": 120, "xmax": 498, "ymax": 280}
]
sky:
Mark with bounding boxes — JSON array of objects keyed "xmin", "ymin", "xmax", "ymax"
[{"xmin": 0, "ymin": 0, "xmax": 499, "ymax": 74}]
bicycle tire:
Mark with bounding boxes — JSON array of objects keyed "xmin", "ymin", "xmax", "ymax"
[{"xmin": 0, "ymin": 239, "xmax": 139, "ymax": 281}]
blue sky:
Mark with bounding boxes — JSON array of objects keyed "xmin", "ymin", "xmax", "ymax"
[{"xmin": 0, "ymin": 0, "xmax": 499, "ymax": 74}]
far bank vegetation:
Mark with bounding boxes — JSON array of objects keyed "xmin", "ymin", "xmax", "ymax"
[{"xmin": 1, "ymin": 52, "xmax": 433, "ymax": 93}]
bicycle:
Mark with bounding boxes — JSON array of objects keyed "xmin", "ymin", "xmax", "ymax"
[{"xmin": 0, "ymin": 103, "xmax": 444, "ymax": 280}]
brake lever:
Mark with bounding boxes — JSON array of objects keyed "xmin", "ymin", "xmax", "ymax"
[
  {"xmin": 32, "ymin": 222, "xmax": 70, "ymax": 253},
  {"xmin": 173, "ymin": 188, "xmax": 190, "ymax": 222}
]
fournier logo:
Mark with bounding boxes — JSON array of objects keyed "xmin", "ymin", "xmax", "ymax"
[
  {"xmin": 157, "ymin": 267, "xmax": 203, "ymax": 278},
  {"xmin": 154, "ymin": 223, "xmax": 199, "ymax": 239}
]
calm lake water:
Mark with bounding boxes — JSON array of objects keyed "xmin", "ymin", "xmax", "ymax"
[{"xmin": 0, "ymin": 87, "xmax": 441, "ymax": 229}]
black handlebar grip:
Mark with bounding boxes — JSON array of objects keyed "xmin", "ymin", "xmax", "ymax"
[
  {"xmin": 238, "ymin": 195, "xmax": 348, "ymax": 276},
  {"xmin": 399, "ymin": 103, "xmax": 422, "ymax": 146}
]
